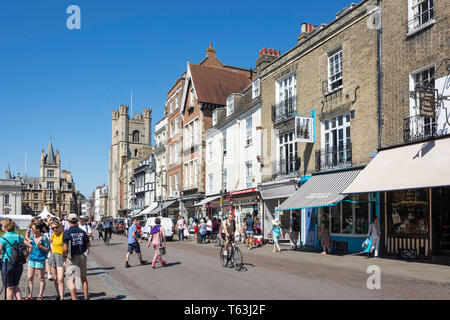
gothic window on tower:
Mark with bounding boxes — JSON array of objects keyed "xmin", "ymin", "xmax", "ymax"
[{"xmin": 132, "ymin": 130, "xmax": 140, "ymax": 143}]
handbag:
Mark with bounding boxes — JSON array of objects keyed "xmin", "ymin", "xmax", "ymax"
[{"xmin": 156, "ymin": 230, "xmax": 166, "ymax": 256}]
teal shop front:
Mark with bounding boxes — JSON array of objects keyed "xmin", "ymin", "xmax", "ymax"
[{"xmin": 277, "ymin": 167, "xmax": 380, "ymax": 253}]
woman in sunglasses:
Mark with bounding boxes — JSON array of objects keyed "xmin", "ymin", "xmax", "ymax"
[{"xmin": 49, "ymin": 220, "xmax": 65, "ymax": 300}]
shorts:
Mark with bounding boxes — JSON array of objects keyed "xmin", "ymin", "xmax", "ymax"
[
  {"xmin": 206, "ymin": 231, "xmax": 212, "ymax": 237},
  {"xmin": 1, "ymin": 261, "xmax": 23, "ymax": 288},
  {"xmin": 66, "ymin": 254, "xmax": 87, "ymax": 279},
  {"xmin": 49, "ymin": 252, "xmax": 65, "ymax": 268},
  {"xmin": 128, "ymin": 242, "xmax": 141, "ymax": 254},
  {"xmin": 273, "ymin": 236, "xmax": 280, "ymax": 243},
  {"xmin": 246, "ymin": 231, "xmax": 255, "ymax": 237},
  {"xmin": 28, "ymin": 260, "xmax": 46, "ymax": 269}
]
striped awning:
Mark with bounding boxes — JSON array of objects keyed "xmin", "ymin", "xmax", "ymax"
[{"xmin": 276, "ymin": 168, "xmax": 363, "ymax": 211}]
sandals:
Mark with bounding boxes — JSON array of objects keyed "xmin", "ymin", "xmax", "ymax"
[
  {"xmin": 23, "ymin": 296, "xmax": 33, "ymax": 300},
  {"xmin": 36, "ymin": 296, "xmax": 44, "ymax": 300}
]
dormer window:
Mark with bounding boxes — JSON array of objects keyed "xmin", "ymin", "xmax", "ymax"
[
  {"xmin": 227, "ymin": 96, "xmax": 234, "ymax": 117},
  {"xmin": 252, "ymin": 78, "xmax": 260, "ymax": 99}
]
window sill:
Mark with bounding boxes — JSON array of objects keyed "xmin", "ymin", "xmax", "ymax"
[
  {"xmin": 324, "ymin": 86, "xmax": 343, "ymax": 97},
  {"xmin": 406, "ymin": 19, "xmax": 435, "ymax": 38}
]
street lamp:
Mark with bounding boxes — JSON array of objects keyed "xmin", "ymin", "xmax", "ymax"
[{"xmin": 158, "ymin": 169, "xmax": 166, "ymax": 218}]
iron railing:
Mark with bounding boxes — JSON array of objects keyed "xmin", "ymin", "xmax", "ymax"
[
  {"xmin": 272, "ymin": 96, "xmax": 297, "ymax": 124},
  {"xmin": 273, "ymin": 156, "xmax": 301, "ymax": 178},
  {"xmin": 403, "ymin": 115, "xmax": 437, "ymax": 143},
  {"xmin": 315, "ymin": 142, "xmax": 352, "ymax": 171},
  {"xmin": 407, "ymin": 4, "xmax": 434, "ymax": 33}
]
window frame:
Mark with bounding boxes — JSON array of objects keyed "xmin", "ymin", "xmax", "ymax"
[
  {"xmin": 226, "ymin": 96, "xmax": 234, "ymax": 117},
  {"xmin": 328, "ymin": 49, "xmax": 343, "ymax": 92},
  {"xmin": 252, "ymin": 78, "xmax": 260, "ymax": 100}
]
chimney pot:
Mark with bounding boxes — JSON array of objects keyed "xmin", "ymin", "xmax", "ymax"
[
  {"xmin": 277, "ymin": 50, "xmax": 281, "ymax": 56},
  {"xmin": 301, "ymin": 22, "xmax": 307, "ymax": 33}
]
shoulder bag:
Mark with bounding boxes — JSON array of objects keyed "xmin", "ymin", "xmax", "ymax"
[{"xmin": 157, "ymin": 230, "xmax": 166, "ymax": 256}]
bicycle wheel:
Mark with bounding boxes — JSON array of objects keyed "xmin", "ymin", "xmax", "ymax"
[
  {"xmin": 233, "ymin": 247, "xmax": 243, "ymax": 271},
  {"xmin": 220, "ymin": 246, "xmax": 228, "ymax": 267}
]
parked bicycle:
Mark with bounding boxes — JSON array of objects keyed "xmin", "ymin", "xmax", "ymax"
[{"xmin": 219, "ymin": 237, "xmax": 243, "ymax": 271}]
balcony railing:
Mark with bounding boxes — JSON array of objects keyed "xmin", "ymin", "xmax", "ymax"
[
  {"xmin": 315, "ymin": 142, "xmax": 352, "ymax": 172},
  {"xmin": 272, "ymin": 96, "xmax": 297, "ymax": 124},
  {"xmin": 407, "ymin": 5, "xmax": 434, "ymax": 34},
  {"xmin": 403, "ymin": 115, "xmax": 437, "ymax": 143},
  {"xmin": 273, "ymin": 156, "xmax": 301, "ymax": 178}
]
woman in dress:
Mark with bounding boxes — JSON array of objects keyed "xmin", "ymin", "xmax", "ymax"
[
  {"xmin": 271, "ymin": 219, "xmax": 282, "ymax": 253},
  {"xmin": 320, "ymin": 214, "xmax": 332, "ymax": 255}
]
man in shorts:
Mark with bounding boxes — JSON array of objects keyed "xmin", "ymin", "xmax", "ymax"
[
  {"xmin": 290, "ymin": 214, "xmax": 301, "ymax": 251},
  {"xmin": 125, "ymin": 218, "xmax": 147, "ymax": 268},
  {"xmin": 63, "ymin": 213, "xmax": 90, "ymax": 300},
  {"xmin": 243, "ymin": 214, "xmax": 256, "ymax": 250},
  {"xmin": 222, "ymin": 214, "xmax": 244, "ymax": 259}
]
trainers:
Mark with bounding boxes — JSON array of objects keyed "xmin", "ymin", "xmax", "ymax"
[
  {"xmin": 140, "ymin": 260, "xmax": 147, "ymax": 265},
  {"xmin": 47, "ymin": 274, "xmax": 53, "ymax": 281},
  {"xmin": 222, "ymin": 250, "xmax": 228, "ymax": 256},
  {"xmin": 125, "ymin": 262, "xmax": 130, "ymax": 268}
]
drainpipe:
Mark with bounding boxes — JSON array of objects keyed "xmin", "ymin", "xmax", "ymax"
[{"xmin": 377, "ymin": 0, "xmax": 383, "ymax": 150}]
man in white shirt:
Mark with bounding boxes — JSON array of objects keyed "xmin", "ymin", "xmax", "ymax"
[
  {"xmin": 79, "ymin": 216, "xmax": 93, "ymax": 255},
  {"xmin": 205, "ymin": 217, "xmax": 213, "ymax": 242}
]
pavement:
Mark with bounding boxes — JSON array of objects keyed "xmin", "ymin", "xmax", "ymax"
[
  {"xmin": 2, "ymin": 234, "xmax": 448, "ymax": 300},
  {"xmin": 189, "ymin": 237, "xmax": 450, "ymax": 285}
]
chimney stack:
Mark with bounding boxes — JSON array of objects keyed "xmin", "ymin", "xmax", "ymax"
[
  {"xmin": 298, "ymin": 22, "xmax": 318, "ymax": 45},
  {"xmin": 206, "ymin": 42, "xmax": 216, "ymax": 58},
  {"xmin": 256, "ymin": 47, "xmax": 281, "ymax": 72}
]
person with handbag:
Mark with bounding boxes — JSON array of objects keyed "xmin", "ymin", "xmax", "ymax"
[
  {"xmin": 148, "ymin": 218, "xmax": 167, "ymax": 269},
  {"xmin": 366, "ymin": 215, "xmax": 381, "ymax": 259}
]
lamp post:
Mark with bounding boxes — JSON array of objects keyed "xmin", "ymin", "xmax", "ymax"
[{"xmin": 158, "ymin": 169, "xmax": 166, "ymax": 217}]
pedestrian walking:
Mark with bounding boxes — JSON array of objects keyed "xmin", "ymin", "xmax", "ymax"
[
  {"xmin": 243, "ymin": 214, "xmax": 256, "ymax": 250},
  {"xmin": 366, "ymin": 215, "xmax": 381, "ymax": 259},
  {"xmin": 124, "ymin": 217, "xmax": 130, "ymax": 237},
  {"xmin": 270, "ymin": 219, "xmax": 282, "ymax": 253},
  {"xmin": 125, "ymin": 218, "xmax": 147, "ymax": 268},
  {"xmin": 290, "ymin": 214, "xmax": 301, "ymax": 251},
  {"xmin": 320, "ymin": 214, "xmax": 332, "ymax": 255},
  {"xmin": 193, "ymin": 219, "xmax": 199, "ymax": 241},
  {"xmin": 25, "ymin": 222, "xmax": 51, "ymax": 300},
  {"xmin": 205, "ymin": 217, "xmax": 213, "ymax": 242},
  {"xmin": 96, "ymin": 220, "xmax": 104, "ymax": 240},
  {"xmin": 176, "ymin": 216, "xmax": 185, "ymax": 242},
  {"xmin": 199, "ymin": 219, "xmax": 208, "ymax": 244},
  {"xmin": 0, "ymin": 218, "xmax": 31, "ymax": 300},
  {"xmin": 25, "ymin": 217, "xmax": 40, "ymax": 242},
  {"xmin": 62, "ymin": 214, "xmax": 90, "ymax": 300},
  {"xmin": 79, "ymin": 216, "xmax": 93, "ymax": 251},
  {"xmin": 42, "ymin": 221, "xmax": 53, "ymax": 281},
  {"xmin": 147, "ymin": 218, "xmax": 167, "ymax": 269},
  {"xmin": 49, "ymin": 220, "xmax": 65, "ymax": 300}
]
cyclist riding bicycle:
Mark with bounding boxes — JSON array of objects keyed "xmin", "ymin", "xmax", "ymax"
[{"xmin": 222, "ymin": 213, "xmax": 244, "ymax": 256}]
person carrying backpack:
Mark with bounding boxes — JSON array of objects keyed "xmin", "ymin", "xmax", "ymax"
[
  {"xmin": 290, "ymin": 214, "xmax": 301, "ymax": 251},
  {"xmin": 0, "ymin": 218, "xmax": 30, "ymax": 300}
]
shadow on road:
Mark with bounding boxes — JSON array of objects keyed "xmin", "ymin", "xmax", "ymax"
[
  {"xmin": 88, "ymin": 267, "xmax": 115, "ymax": 271},
  {"xmin": 161, "ymin": 262, "xmax": 181, "ymax": 268}
]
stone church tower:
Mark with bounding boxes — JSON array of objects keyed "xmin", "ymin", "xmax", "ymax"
[{"xmin": 108, "ymin": 105, "xmax": 152, "ymax": 217}]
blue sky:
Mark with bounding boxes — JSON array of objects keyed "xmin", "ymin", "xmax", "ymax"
[{"xmin": 0, "ymin": 0, "xmax": 354, "ymax": 196}]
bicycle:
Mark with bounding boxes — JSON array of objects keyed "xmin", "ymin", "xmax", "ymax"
[
  {"xmin": 219, "ymin": 237, "xmax": 243, "ymax": 271},
  {"xmin": 104, "ymin": 229, "xmax": 111, "ymax": 245}
]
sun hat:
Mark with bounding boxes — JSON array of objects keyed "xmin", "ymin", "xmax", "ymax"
[
  {"xmin": 272, "ymin": 219, "xmax": 280, "ymax": 226},
  {"xmin": 68, "ymin": 213, "xmax": 79, "ymax": 223}
]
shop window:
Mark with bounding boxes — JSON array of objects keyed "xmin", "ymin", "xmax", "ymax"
[
  {"xmin": 388, "ymin": 189, "xmax": 429, "ymax": 236},
  {"xmin": 326, "ymin": 194, "xmax": 371, "ymax": 235}
]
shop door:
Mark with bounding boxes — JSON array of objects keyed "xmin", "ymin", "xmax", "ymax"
[
  {"xmin": 305, "ymin": 208, "xmax": 316, "ymax": 247},
  {"xmin": 433, "ymin": 188, "xmax": 450, "ymax": 254}
]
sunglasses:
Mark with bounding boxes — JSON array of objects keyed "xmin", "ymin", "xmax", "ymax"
[{"xmin": 51, "ymin": 226, "xmax": 59, "ymax": 230}]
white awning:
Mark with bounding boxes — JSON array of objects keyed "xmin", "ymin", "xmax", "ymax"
[
  {"xmin": 193, "ymin": 195, "xmax": 221, "ymax": 207},
  {"xmin": 136, "ymin": 203, "xmax": 159, "ymax": 217},
  {"xmin": 343, "ymin": 137, "xmax": 450, "ymax": 194},
  {"xmin": 259, "ymin": 179, "xmax": 298, "ymax": 200},
  {"xmin": 276, "ymin": 168, "xmax": 363, "ymax": 211}
]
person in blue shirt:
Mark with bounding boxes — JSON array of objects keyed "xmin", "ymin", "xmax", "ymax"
[
  {"xmin": 103, "ymin": 218, "xmax": 113, "ymax": 242},
  {"xmin": 125, "ymin": 218, "xmax": 147, "ymax": 268},
  {"xmin": 24, "ymin": 222, "xmax": 51, "ymax": 300},
  {"xmin": 0, "ymin": 218, "xmax": 32, "ymax": 300}
]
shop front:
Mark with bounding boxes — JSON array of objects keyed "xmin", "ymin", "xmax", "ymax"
[
  {"xmin": 258, "ymin": 179, "xmax": 298, "ymax": 240},
  {"xmin": 229, "ymin": 188, "xmax": 260, "ymax": 235},
  {"xmin": 277, "ymin": 167, "xmax": 372, "ymax": 253},
  {"xmin": 343, "ymin": 136, "xmax": 450, "ymax": 259}
]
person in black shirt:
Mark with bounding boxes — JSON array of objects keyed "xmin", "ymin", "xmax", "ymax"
[{"xmin": 63, "ymin": 214, "xmax": 90, "ymax": 300}]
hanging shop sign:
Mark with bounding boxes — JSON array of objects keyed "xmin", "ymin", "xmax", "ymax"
[
  {"xmin": 295, "ymin": 110, "xmax": 315, "ymax": 143},
  {"xmin": 417, "ymin": 86, "xmax": 437, "ymax": 118}
]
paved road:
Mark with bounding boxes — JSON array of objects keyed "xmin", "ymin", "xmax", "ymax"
[
  {"xmin": 4, "ymin": 234, "xmax": 447, "ymax": 300},
  {"xmin": 86, "ymin": 235, "xmax": 450, "ymax": 300}
]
